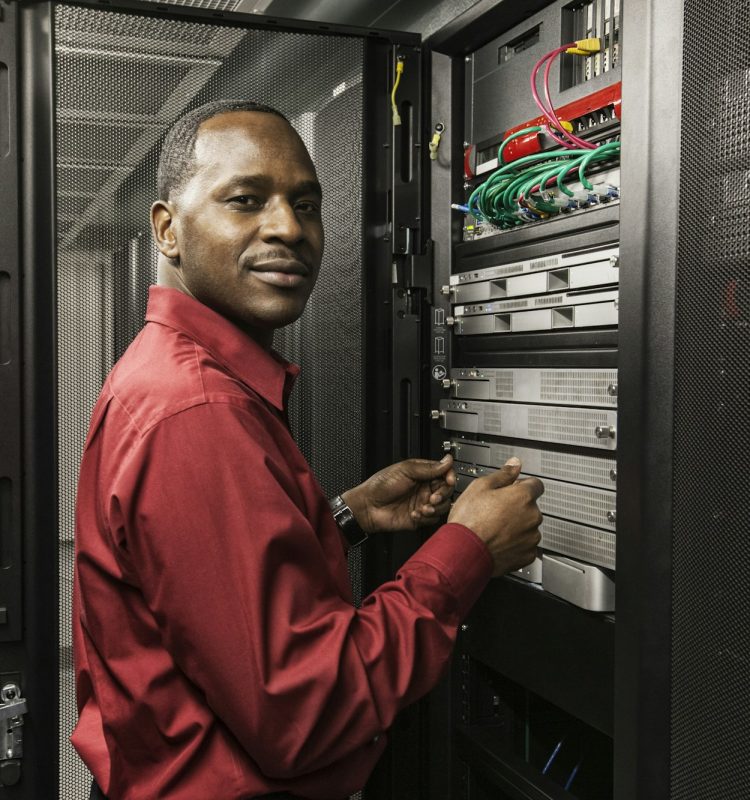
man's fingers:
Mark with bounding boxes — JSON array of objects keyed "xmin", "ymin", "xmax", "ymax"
[
  {"xmin": 429, "ymin": 486, "xmax": 452, "ymax": 505},
  {"xmin": 481, "ymin": 457, "xmax": 522, "ymax": 489},
  {"xmin": 401, "ymin": 455, "xmax": 453, "ymax": 482},
  {"xmin": 517, "ymin": 476, "xmax": 545, "ymax": 500},
  {"xmin": 431, "ymin": 497, "xmax": 452, "ymax": 517},
  {"xmin": 431, "ymin": 470, "xmax": 456, "ymax": 492}
]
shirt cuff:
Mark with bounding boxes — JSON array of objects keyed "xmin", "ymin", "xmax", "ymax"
[{"xmin": 404, "ymin": 523, "xmax": 493, "ymax": 620}]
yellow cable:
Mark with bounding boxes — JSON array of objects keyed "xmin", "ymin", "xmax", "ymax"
[
  {"xmin": 566, "ymin": 37, "xmax": 601, "ymax": 55},
  {"xmin": 429, "ymin": 122, "xmax": 445, "ymax": 160},
  {"xmin": 391, "ymin": 59, "xmax": 404, "ymax": 126}
]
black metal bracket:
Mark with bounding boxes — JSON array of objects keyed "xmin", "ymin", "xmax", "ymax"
[
  {"xmin": 391, "ymin": 286, "xmax": 423, "ymax": 460},
  {"xmin": 405, "ymin": 238, "xmax": 434, "ymax": 293},
  {"xmin": 390, "ymin": 42, "xmax": 423, "ymax": 256}
]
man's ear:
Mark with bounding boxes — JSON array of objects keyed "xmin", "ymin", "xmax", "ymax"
[{"xmin": 151, "ymin": 200, "xmax": 180, "ymax": 260}]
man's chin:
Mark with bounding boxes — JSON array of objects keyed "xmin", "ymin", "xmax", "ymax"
[{"xmin": 248, "ymin": 304, "xmax": 307, "ymax": 334}]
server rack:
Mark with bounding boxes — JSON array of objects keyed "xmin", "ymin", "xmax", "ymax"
[
  {"xmin": 2, "ymin": 0, "xmax": 749, "ymax": 798},
  {"xmin": 424, "ymin": 3, "xmax": 621, "ymax": 797}
]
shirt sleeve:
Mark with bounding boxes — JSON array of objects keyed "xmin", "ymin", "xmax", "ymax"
[{"xmin": 108, "ymin": 400, "xmax": 492, "ymax": 780}]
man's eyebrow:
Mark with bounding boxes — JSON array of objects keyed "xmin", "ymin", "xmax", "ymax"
[
  {"xmin": 220, "ymin": 174, "xmax": 270, "ymax": 191},
  {"xmin": 292, "ymin": 180, "xmax": 323, "ymax": 199},
  {"xmin": 219, "ymin": 175, "xmax": 322, "ymax": 198}
]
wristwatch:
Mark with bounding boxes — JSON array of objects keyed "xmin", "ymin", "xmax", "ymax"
[{"xmin": 329, "ymin": 495, "xmax": 368, "ymax": 547}]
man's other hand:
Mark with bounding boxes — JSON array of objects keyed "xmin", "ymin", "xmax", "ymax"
[
  {"xmin": 448, "ymin": 457, "xmax": 544, "ymax": 576},
  {"xmin": 341, "ymin": 456, "xmax": 456, "ymax": 534}
]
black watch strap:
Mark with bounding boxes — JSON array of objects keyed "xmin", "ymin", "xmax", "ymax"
[{"xmin": 329, "ymin": 495, "xmax": 368, "ymax": 547}]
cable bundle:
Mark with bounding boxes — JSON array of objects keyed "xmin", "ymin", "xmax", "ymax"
[
  {"xmin": 467, "ymin": 138, "xmax": 620, "ymax": 229},
  {"xmin": 465, "ymin": 39, "xmax": 620, "ymax": 230}
]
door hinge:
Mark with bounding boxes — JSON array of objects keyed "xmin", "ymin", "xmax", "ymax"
[{"xmin": 0, "ymin": 683, "xmax": 27, "ymax": 787}]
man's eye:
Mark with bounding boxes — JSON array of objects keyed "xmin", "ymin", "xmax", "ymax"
[
  {"xmin": 228, "ymin": 195, "xmax": 261, "ymax": 208},
  {"xmin": 296, "ymin": 201, "xmax": 321, "ymax": 215}
]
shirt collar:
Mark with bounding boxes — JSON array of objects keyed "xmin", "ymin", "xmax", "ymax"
[{"xmin": 145, "ymin": 286, "xmax": 299, "ymax": 413}]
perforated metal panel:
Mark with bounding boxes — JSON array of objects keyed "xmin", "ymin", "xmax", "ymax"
[
  {"xmin": 527, "ymin": 405, "xmax": 615, "ymax": 446},
  {"xmin": 670, "ymin": 1, "xmax": 750, "ymax": 797},
  {"xmin": 538, "ymin": 449, "xmax": 615, "ymax": 487},
  {"xmin": 540, "ymin": 516, "xmax": 616, "ymax": 570},
  {"xmin": 55, "ymin": 5, "xmax": 364, "ymax": 798},
  {"xmin": 451, "ymin": 437, "xmax": 617, "ymax": 489},
  {"xmin": 142, "ymin": 0, "xmax": 244, "ymax": 9},
  {"xmin": 440, "ymin": 399, "xmax": 618, "ymax": 448},
  {"xmin": 455, "ymin": 463, "xmax": 615, "ymax": 530},
  {"xmin": 537, "ymin": 477, "xmax": 615, "ymax": 531},
  {"xmin": 450, "ymin": 367, "xmax": 618, "ymax": 406},
  {"xmin": 539, "ymin": 369, "xmax": 617, "ymax": 405}
]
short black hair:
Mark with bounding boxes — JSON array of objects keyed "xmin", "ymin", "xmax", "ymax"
[{"xmin": 157, "ymin": 99, "xmax": 289, "ymax": 201}]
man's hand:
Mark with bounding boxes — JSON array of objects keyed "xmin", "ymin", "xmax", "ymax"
[
  {"xmin": 448, "ymin": 457, "xmax": 544, "ymax": 576},
  {"xmin": 341, "ymin": 455, "xmax": 456, "ymax": 534}
]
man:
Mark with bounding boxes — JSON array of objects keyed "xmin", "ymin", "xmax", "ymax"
[{"xmin": 73, "ymin": 99, "xmax": 543, "ymax": 800}]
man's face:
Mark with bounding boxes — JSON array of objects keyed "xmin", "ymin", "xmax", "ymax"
[{"xmin": 158, "ymin": 111, "xmax": 324, "ymax": 340}]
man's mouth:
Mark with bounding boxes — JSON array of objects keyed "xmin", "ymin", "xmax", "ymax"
[{"xmin": 249, "ymin": 259, "xmax": 310, "ymax": 288}]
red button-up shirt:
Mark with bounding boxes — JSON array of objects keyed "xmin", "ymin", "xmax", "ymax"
[{"xmin": 72, "ymin": 286, "xmax": 493, "ymax": 800}]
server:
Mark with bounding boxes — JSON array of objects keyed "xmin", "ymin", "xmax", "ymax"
[{"xmin": 1, "ymin": 0, "xmax": 748, "ymax": 798}]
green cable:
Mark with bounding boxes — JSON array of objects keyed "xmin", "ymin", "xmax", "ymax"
[
  {"xmin": 519, "ymin": 170, "xmax": 560, "ymax": 214},
  {"xmin": 577, "ymin": 141, "xmax": 621, "ymax": 189},
  {"xmin": 468, "ymin": 141, "xmax": 620, "ymax": 225},
  {"xmin": 497, "ymin": 126, "xmax": 542, "ymax": 165},
  {"xmin": 502, "ymin": 164, "xmax": 553, "ymax": 214},
  {"xmin": 556, "ymin": 154, "xmax": 588, "ymax": 196}
]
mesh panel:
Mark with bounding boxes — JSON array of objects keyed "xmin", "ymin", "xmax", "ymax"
[
  {"xmin": 539, "ymin": 369, "xmax": 618, "ymax": 405},
  {"xmin": 491, "ymin": 372, "xmax": 514, "ymax": 398},
  {"xmin": 540, "ymin": 516, "xmax": 616, "ymax": 570},
  {"xmin": 537, "ymin": 481, "xmax": 615, "ymax": 531},
  {"xmin": 141, "ymin": 0, "xmax": 244, "ymax": 9},
  {"xmin": 527, "ymin": 406, "xmax": 613, "ymax": 446},
  {"xmin": 55, "ymin": 5, "xmax": 364, "ymax": 798},
  {"xmin": 538, "ymin": 449, "xmax": 614, "ymax": 487},
  {"xmin": 670, "ymin": 2, "xmax": 750, "ymax": 797}
]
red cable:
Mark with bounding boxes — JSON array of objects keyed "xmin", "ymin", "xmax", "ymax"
[{"xmin": 530, "ymin": 44, "xmax": 596, "ymax": 150}]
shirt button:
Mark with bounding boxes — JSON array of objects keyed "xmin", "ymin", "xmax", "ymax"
[{"xmin": 372, "ymin": 735, "xmax": 380, "ymax": 744}]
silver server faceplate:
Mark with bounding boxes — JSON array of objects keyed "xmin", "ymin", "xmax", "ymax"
[
  {"xmin": 449, "ymin": 436, "xmax": 617, "ymax": 489},
  {"xmin": 439, "ymin": 399, "xmax": 617, "ymax": 450},
  {"xmin": 450, "ymin": 260, "xmax": 619, "ymax": 305},
  {"xmin": 454, "ymin": 291, "xmax": 618, "ymax": 336},
  {"xmin": 542, "ymin": 554, "xmax": 615, "ymax": 612},
  {"xmin": 448, "ymin": 367, "xmax": 618, "ymax": 407},
  {"xmin": 449, "ymin": 245, "xmax": 619, "ymax": 287},
  {"xmin": 454, "ymin": 462, "xmax": 617, "ymax": 531}
]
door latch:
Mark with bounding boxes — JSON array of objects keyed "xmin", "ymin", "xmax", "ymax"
[{"xmin": 1, "ymin": 683, "xmax": 27, "ymax": 787}]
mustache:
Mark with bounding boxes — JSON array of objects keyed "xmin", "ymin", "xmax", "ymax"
[{"xmin": 242, "ymin": 249, "xmax": 312, "ymax": 270}]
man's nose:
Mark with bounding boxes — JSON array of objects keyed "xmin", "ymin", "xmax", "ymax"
[{"xmin": 259, "ymin": 198, "xmax": 304, "ymax": 244}]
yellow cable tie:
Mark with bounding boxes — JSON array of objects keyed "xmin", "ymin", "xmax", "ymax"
[{"xmin": 567, "ymin": 37, "xmax": 601, "ymax": 55}]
